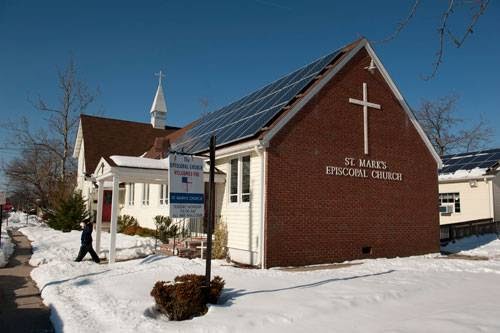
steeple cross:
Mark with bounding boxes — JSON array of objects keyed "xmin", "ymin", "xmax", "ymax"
[
  {"xmin": 155, "ymin": 70, "xmax": 166, "ymax": 85},
  {"xmin": 348, "ymin": 82, "xmax": 381, "ymax": 155}
]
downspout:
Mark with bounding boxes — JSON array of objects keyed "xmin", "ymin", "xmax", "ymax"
[
  {"xmin": 255, "ymin": 143, "xmax": 267, "ymax": 269},
  {"xmin": 487, "ymin": 177, "xmax": 494, "ymax": 219}
]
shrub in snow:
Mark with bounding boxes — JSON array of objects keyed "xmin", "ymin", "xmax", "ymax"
[
  {"xmin": 154, "ymin": 215, "xmax": 189, "ymax": 243},
  {"xmin": 47, "ymin": 192, "xmax": 88, "ymax": 232},
  {"xmin": 213, "ymin": 221, "xmax": 228, "ymax": 260},
  {"xmin": 118, "ymin": 215, "xmax": 138, "ymax": 233},
  {"xmin": 121, "ymin": 224, "xmax": 156, "ymax": 238},
  {"xmin": 154, "ymin": 215, "xmax": 173, "ymax": 243},
  {"xmin": 150, "ymin": 274, "xmax": 225, "ymax": 321}
]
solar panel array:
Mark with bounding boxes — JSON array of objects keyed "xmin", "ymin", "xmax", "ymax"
[
  {"xmin": 439, "ymin": 148, "xmax": 500, "ymax": 174},
  {"xmin": 172, "ymin": 49, "xmax": 342, "ymax": 153}
]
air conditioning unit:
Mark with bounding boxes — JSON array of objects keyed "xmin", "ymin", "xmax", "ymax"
[{"xmin": 440, "ymin": 205, "xmax": 454, "ymax": 214}]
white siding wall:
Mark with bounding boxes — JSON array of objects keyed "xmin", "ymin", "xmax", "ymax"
[
  {"xmin": 216, "ymin": 151, "xmax": 262, "ymax": 266},
  {"xmin": 76, "ymin": 141, "xmax": 97, "ymax": 214},
  {"xmin": 76, "ymin": 141, "xmax": 86, "ymax": 193},
  {"xmin": 439, "ymin": 179, "xmax": 494, "ymax": 225},
  {"xmin": 110, "ymin": 150, "xmax": 264, "ymax": 266},
  {"xmin": 493, "ymin": 174, "xmax": 500, "ymax": 222},
  {"xmin": 120, "ymin": 183, "xmax": 169, "ymax": 229}
]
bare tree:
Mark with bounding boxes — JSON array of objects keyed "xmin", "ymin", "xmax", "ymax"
[
  {"xmin": 415, "ymin": 94, "xmax": 493, "ymax": 156},
  {"xmin": 376, "ymin": 0, "xmax": 490, "ymax": 79},
  {"xmin": 1, "ymin": 57, "xmax": 98, "ymax": 207},
  {"xmin": 199, "ymin": 97, "xmax": 210, "ymax": 117},
  {"xmin": 3, "ymin": 145, "xmax": 60, "ymax": 208},
  {"xmin": 29, "ymin": 57, "xmax": 97, "ymax": 181}
]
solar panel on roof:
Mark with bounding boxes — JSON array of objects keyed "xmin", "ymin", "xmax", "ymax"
[
  {"xmin": 439, "ymin": 148, "xmax": 500, "ymax": 174},
  {"xmin": 172, "ymin": 49, "xmax": 342, "ymax": 153}
]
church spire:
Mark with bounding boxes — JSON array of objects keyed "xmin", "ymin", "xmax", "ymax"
[{"xmin": 150, "ymin": 70, "xmax": 167, "ymax": 129}]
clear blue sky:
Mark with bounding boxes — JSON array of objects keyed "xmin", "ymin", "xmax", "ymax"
[{"xmin": 0, "ymin": 0, "xmax": 499, "ymax": 165}]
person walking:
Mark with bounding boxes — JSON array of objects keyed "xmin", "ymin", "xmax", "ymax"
[{"xmin": 75, "ymin": 218, "xmax": 101, "ymax": 263}]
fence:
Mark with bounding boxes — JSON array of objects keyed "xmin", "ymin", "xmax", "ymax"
[
  {"xmin": 171, "ymin": 216, "xmax": 222, "ymax": 239},
  {"xmin": 440, "ymin": 218, "xmax": 500, "ymax": 242}
]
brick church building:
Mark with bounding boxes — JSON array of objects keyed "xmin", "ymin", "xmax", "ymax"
[{"xmin": 76, "ymin": 38, "xmax": 442, "ymax": 267}]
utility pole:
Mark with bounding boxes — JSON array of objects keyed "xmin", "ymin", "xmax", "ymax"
[
  {"xmin": 0, "ymin": 192, "xmax": 5, "ymax": 247},
  {"xmin": 0, "ymin": 205, "xmax": 3, "ymax": 247},
  {"xmin": 205, "ymin": 135, "xmax": 216, "ymax": 287}
]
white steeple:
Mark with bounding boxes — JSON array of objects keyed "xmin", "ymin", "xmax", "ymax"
[{"xmin": 150, "ymin": 70, "xmax": 167, "ymax": 129}]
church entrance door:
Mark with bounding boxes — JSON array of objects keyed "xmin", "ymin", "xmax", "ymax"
[{"xmin": 102, "ymin": 190, "xmax": 112, "ymax": 222}]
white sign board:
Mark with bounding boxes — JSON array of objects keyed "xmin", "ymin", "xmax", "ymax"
[
  {"xmin": 168, "ymin": 154, "xmax": 204, "ymax": 218},
  {"xmin": 0, "ymin": 192, "xmax": 5, "ymax": 205}
]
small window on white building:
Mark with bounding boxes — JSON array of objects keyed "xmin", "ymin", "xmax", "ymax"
[
  {"xmin": 128, "ymin": 183, "xmax": 135, "ymax": 206},
  {"xmin": 229, "ymin": 155, "xmax": 251, "ymax": 203},
  {"xmin": 142, "ymin": 183, "xmax": 150, "ymax": 206},
  {"xmin": 439, "ymin": 192, "xmax": 460, "ymax": 213},
  {"xmin": 159, "ymin": 184, "xmax": 168, "ymax": 205},
  {"xmin": 230, "ymin": 158, "xmax": 238, "ymax": 203},
  {"xmin": 242, "ymin": 156, "xmax": 250, "ymax": 202}
]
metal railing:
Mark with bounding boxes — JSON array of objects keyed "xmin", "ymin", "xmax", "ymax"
[{"xmin": 440, "ymin": 218, "xmax": 499, "ymax": 242}]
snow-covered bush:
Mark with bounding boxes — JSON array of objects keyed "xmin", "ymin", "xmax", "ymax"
[
  {"xmin": 47, "ymin": 191, "xmax": 88, "ymax": 232},
  {"xmin": 150, "ymin": 274, "xmax": 225, "ymax": 321}
]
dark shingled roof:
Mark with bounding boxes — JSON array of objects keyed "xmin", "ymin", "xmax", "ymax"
[{"xmin": 79, "ymin": 114, "xmax": 180, "ymax": 173}]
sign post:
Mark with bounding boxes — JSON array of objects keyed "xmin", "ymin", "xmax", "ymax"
[
  {"xmin": 167, "ymin": 138, "xmax": 216, "ymax": 288},
  {"xmin": 0, "ymin": 192, "xmax": 5, "ymax": 247}
]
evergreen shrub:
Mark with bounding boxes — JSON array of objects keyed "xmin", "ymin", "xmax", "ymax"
[
  {"xmin": 117, "ymin": 215, "xmax": 138, "ymax": 233},
  {"xmin": 213, "ymin": 221, "xmax": 228, "ymax": 259},
  {"xmin": 150, "ymin": 274, "xmax": 225, "ymax": 321},
  {"xmin": 47, "ymin": 192, "xmax": 88, "ymax": 232}
]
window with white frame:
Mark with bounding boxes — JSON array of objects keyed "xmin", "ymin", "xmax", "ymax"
[
  {"xmin": 439, "ymin": 192, "xmax": 460, "ymax": 213},
  {"xmin": 127, "ymin": 183, "xmax": 135, "ymax": 206},
  {"xmin": 229, "ymin": 155, "xmax": 251, "ymax": 203},
  {"xmin": 142, "ymin": 183, "xmax": 150, "ymax": 206},
  {"xmin": 159, "ymin": 184, "xmax": 168, "ymax": 205}
]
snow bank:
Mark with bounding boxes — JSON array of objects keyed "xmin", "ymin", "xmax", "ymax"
[
  {"xmin": 21, "ymin": 224, "xmax": 500, "ymax": 333},
  {"xmin": 4, "ymin": 211, "xmax": 44, "ymax": 228},
  {"xmin": 0, "ymin": 227, "xmax": 14, "ymax": 267},
  {"xmin": 442, "ymin": 234, "xmax": 500, "ymax": 258},
  {"xmin": 20, "ymin": 226, "xmax": 156, "ymax": 266}
]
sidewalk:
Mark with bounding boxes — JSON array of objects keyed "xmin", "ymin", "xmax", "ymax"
[{"xmin": 0, "ymin": 230, "xmax": 54, "ymax": 333}]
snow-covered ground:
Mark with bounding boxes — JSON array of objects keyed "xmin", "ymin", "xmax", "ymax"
[
  {"xmin": 21, "ymin": 225, "xmax": 156, "ymax": 265},
  {"xmin": 5, "ymin": 211, "xmax": 44, "ymax": 228},
  {"xmin": 0, "ymin": 223, "xmax": 14, "ymax": 267},
  {"xmin": 1, "ymin": 211, "xmax": 41, "ymax": 267},
  {"xmin": 18, "ymin": 224, "xmax": 500, "ymax": 333},
  {"xmin": 442, "ymin": 234, "xmax": 500, "ymax": 258}
]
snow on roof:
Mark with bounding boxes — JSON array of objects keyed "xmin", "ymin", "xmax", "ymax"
[
  {"xmin": 110, "ymin": 155, "xmax": 168, "ymax": 169},
  {"xmin": 438, "ymin": 167, "xmax": 487, "ymax": 181}
]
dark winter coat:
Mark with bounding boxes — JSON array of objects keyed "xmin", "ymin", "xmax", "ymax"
[{"xmin": 81, "ymin": 223, "xmax": 93, "ymax": 246}]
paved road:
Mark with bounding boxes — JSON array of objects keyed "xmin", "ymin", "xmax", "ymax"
[{"xmin": 0, "ymin": 230, "xmax": 54, "ymax": 333}]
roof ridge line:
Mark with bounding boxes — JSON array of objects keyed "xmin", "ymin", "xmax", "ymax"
[{"xmin": 198, "ymin": 43, "xmax": 352, "ymax": 121}]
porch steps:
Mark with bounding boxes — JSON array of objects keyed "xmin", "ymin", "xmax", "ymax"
[{"xmin": 159, "ymin": 238, "xmax": 207, "ymax": 259}]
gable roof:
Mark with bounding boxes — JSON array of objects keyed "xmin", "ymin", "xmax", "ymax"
[
  {"xmin": 439, "ymin": 148, "xmax": 500, "ymax": 180},
  {"xmin": 170, "ymin": 38, "xmax": 441, "ymax": 167},
  {"xmin": 75, "ymin": 114, "xmax": 179, "ymax": 174}
]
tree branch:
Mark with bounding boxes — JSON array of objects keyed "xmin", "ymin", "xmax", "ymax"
[{"xmin": 375, "ymin": 0, "xmax": 420, "ymax": 44}]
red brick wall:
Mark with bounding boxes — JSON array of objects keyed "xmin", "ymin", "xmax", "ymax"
[{"xmin": 264, "ymin": 49, "xmax": 440, "ymax": 268}]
